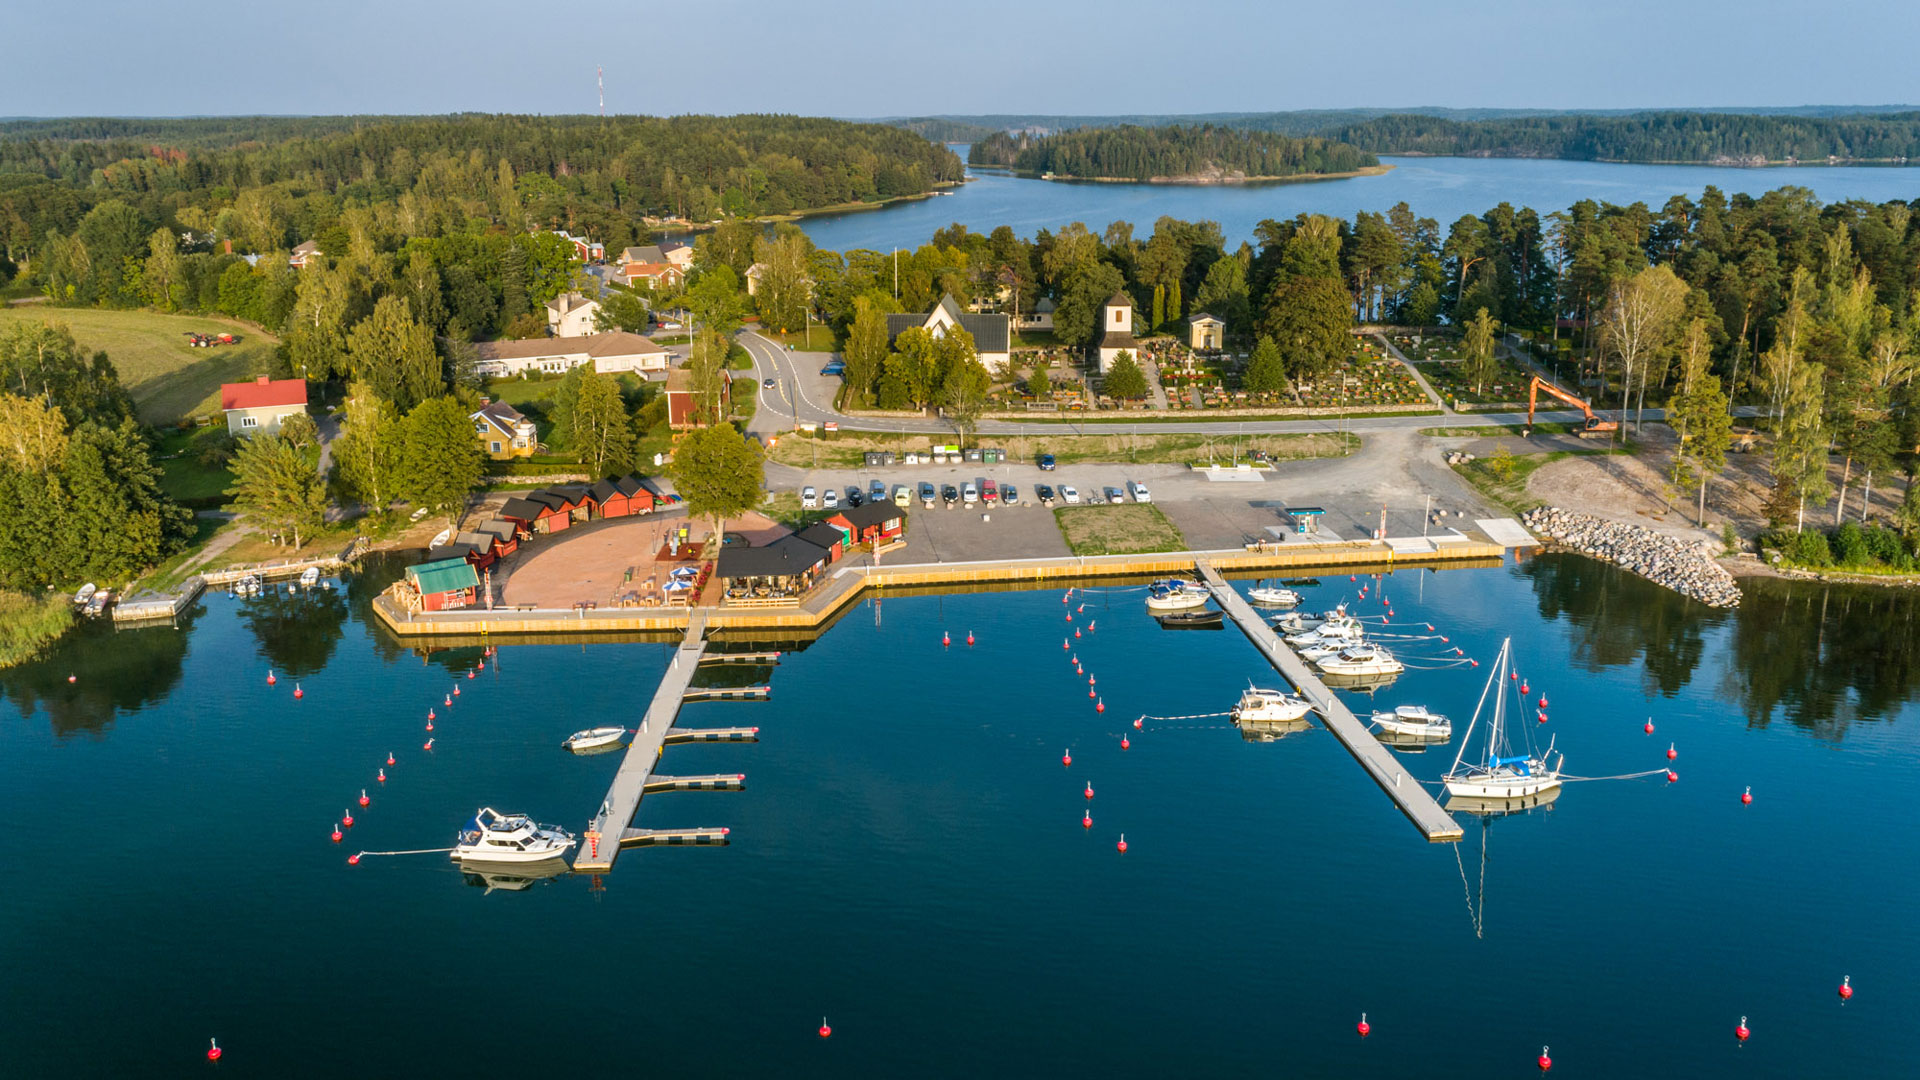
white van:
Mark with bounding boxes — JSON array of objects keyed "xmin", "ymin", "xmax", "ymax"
[
  {"xmin": 801, "ymin": 486, "xmax": 818, "ymax": 508},
  {"xmin": 962, "ymin": 481, "xmax": 979, "ymax": 505}
]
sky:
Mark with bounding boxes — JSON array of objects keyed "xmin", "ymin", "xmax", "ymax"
[{"xmin": 5, "ymin": 0, "xmax": 1917, "ymax": 118}]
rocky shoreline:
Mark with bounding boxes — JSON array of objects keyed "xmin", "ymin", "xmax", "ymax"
[{"xmin": 1522, "ymin": 506, "xmax": 1741, "ymax": 608}]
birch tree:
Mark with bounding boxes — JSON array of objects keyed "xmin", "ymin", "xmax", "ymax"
[{"xmin": 1597, "ymin": 265, "xmax": 1687, "ymax": 432}]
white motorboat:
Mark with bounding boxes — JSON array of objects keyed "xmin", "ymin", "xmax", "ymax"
[
  {"xmin": 73, "ymin": 582, "xmax": 97, "ymax": 607},
  {"xmin": 1285, "ymin": 618, "xmax": 1364, "ymax": 648},
  {"xmin": 1230, "ymin": 686, "xmax": 1316, "ymax": 724},
  {"xmin": 562, "ymin": 726, "xmax": 628, "ymax": 751},
  {"xmin": 1247, "ymin": 585, "xmax": 1302, "ymax": 606},
  {"xmin": 1316, "ymin": 643, "xmax": 1404, "ymax": 677},
  {"xmin": 1443, "ymin": 638, "xmax": 1563, "ymax": 800},
  {"xmin": 298, "ymin": 566, "xmax": 320, "ymax": 588},
  {"xmin": 232, "ymin": 574, "xmax": 263, "ymax": 596},
  {"xmin": 1296, "ymin": 641, "xmax": 1349, "ymax": 662},
  {"xmin": 1370, "ymin": 704, "xmax": 1452, "ymax": 740},
  {"xmin": 450, "ymin": 808, "xmax": 577, "ymax": 863},
  {"xmin": 1145, "ymin": 583, "xmax": 1208, "ymax": 611},
  {"xmin": 1271, "ymin": 604, "xmax": 1347, "ymax": 633}
]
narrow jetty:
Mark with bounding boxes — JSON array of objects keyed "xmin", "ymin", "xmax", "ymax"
[
  {"xmin": 575, "ymin": 611, "xmax": 740, "ymax": 872},
  {"xmin": 1197, "ymin": 562, "xmax": 1463, "ymax": 843}
]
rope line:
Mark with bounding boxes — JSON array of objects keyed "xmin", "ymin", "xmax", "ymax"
[
  {"xmin": 1560, "ymin": 769, "xmax": 1672, "ymax": 782},
  {"xmin": 352, "ymin": 847, "xmax": 455, "ymax": 857},
  {"xmin": 1134, "ymin": 711, "xmax": 1234, "ymax": 723}
]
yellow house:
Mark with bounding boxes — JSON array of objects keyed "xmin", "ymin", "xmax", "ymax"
[
  {"xmin": 1187, "ymin": 313, "xmax": 1225, "ymax": 352},
  {"xmin": 471, "ymin": 398, "xmax": 538, "ymax": 460}
]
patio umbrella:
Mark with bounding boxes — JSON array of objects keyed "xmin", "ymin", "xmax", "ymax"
[
  {"xmin": 662, "ymin": 579, "xmax": 694, "ymax": 593},
  {"xmin": 668, "ymin": 566, "xmax": 699, "ymax": 580}
]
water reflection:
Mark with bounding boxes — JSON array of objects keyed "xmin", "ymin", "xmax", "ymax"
[
  {"xmin": 1522, "ymin": 552, "xmax": 1723, "ymax": 696},
  {"xmin": 1233, "ymin": 717, "xmax": 1313, "ymax": 742},
  {"xmin": 457, "ymin": 856, "xmax": 571, "ymax": 894},
  {"xmin": 0, "ymin": 609, "xmax": 196, "ymax": 735},
  {"xmin": 237, "ymin": 582, "xmax": 348, "ymax": 678},
  {"xmin": 1724, "ymin": 577, "xmax": 1920, "ymax": 737}
]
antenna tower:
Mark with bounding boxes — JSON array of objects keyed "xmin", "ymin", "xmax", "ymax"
[{"xmin": 597, "ymin": 66, "xmax": 605, "ymax": 117}]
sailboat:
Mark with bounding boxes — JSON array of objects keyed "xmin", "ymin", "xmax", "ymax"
[{"xmin": 1443, "ymin": 637, "xmax": 1563, "ymax": 800}]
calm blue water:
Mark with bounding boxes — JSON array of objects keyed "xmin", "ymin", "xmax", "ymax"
[
  {"xmin": 800, "ymin": 153, "xmax": 1920, "ymax": 252},
  {"xmin": 2, "ymin": 555, "xmax": 1915, "ymax": 1077}
]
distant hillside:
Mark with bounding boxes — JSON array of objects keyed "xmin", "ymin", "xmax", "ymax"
[
  {"xmin": 890, "ymin": 107, "xmax": 1920, "ymax": 163},
  {"xmin": 968, "ymin": 125, "xmax": 1379, "ymax": 182}
]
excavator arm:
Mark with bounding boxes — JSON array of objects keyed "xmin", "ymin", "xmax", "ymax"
[{"xmin": 1526, "ymin": 376, "xmax": 1618, "ymax": 434}]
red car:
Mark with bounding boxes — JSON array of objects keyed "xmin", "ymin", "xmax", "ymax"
[{"xmin": 981, "ymin": 479, "xmax": 999, "ymax": 504}]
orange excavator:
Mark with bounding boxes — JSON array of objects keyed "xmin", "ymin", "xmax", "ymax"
[{"xmin": 1525, "ymin": 376, "xmax": 1618, "ymax": 437}]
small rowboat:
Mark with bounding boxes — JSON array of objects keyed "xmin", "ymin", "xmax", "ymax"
[
  {"xmin": 1156, "ymin": 608, "xmax": 1224, "ymax": 628},
  {"xmin": 562, "ymin": 727, "xmax": 628, "ymax": 751}
]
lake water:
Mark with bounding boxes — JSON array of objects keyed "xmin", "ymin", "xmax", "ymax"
[
  {"xmin": 3, "ymin": 554, "xmax": 1915, "ymax": 1076},
  {"xmin": 799, "ymin": 153, "xmax": 1920, "ymax": 252}
]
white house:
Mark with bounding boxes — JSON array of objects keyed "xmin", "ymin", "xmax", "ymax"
[
  {"xmin": 885, "ymin": 293, "xmax": 1012, "ymax": 375},
  {"xmin": 1093, "ymin": 292, "xmax": 1138, "ymax": 374},
  {"xmin": 472, "ymin": 331, "xmax": 671, "ymax": 378},
  {"xmin": 546, "ymin": 292, "xmax": 602, "ymax": 337},
  {"xmin": 220, "ymin": 376, "xmax": 309, "ymax": 436}
]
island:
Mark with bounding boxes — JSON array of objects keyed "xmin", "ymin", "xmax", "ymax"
[{"xmin": 967, "ymin": 124, "xmax": 1383, "ymax": 183}]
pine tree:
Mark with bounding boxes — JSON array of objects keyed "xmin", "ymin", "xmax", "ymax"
[
  {"xmin": 1104, "ymin": 351, "xmax": 1149, "ymax": 400},
  {"xmin": 1243, "ymin": 336, "xmax": 1288, "ymax": 394}
]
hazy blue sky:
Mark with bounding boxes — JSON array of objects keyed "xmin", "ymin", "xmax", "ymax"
[{"xmin": 6, "ymin": 0, "xmax": 1915, "ymax": 117}]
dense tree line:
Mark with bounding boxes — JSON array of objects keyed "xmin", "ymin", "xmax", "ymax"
[
  {"xmin": 967, "ymin": 125, "xmax": 1378, "ymax": 180},
  {"xmin": 1332, "ymin": 112, "xmax": 1920, "ymax": 164}
]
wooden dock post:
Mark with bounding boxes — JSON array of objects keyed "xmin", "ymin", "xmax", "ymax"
[{"xmin": 1197, "ymin": 562, "xmax": 1463, "ymax": 843}]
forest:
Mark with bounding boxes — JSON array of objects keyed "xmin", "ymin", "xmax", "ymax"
[
  {"xmin": 966, "ymin": 125, "xmax": 1379, "ymax": 180},
  {"xmin": 1330, "ymin": 111, "xmax": 1920, "ymax": 164}
]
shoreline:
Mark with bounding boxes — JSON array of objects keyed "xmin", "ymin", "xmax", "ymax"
[
  {"xmin": 1011, "ymin": 163, "xmax": 1394, "ymax": 186},
  {"xmin": 653, "ymin": 181, "xmax": 966, "ymax": 236}
]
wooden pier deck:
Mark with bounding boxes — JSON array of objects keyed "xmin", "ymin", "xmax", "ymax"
[
  {"xmin": 1197, "ymin": 562, "xmax": 1463, "ymax": 843},
  {"xmin": 575, "ymin": 610, "xmax": 729, "ymax": 872}
]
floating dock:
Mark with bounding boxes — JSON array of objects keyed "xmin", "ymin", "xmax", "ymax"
[
  {"xmin": 575, "ymin": 611, "xmax": 746, "ymax": 872},
  {"xmin": 1197, "ymin": 562, "xmax": 1463, "ymax": 843}
]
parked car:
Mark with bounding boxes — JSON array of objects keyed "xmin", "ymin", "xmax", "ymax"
[
  {"xmin": 919, "ymin": 481, "xmax": 937, "ymax": 505},
  {"xmin": 1061, "ymin": 485, "xmax": 1082, "ymax": 504},
  {"xmin": 981, "ymin": 478, "xmax": 998, "ymax": 504},
  {"xmin": 893, "ymin": 485, "xmax": 912, "ymax": 508},
  {"xmin": 820, "ymin": 360, "xmax": 846, "ymax": 376},
  {"xmin": 962, "ymin": 481, "xmax": 979, "ymax": 505},
  {"xmin": 822, "ymin": 488, "xmax": 839, "ymax": 509},
  {"xmin": 941, "ymin": 484, "xmax": 960, "ymax": 506},
  {"xmin": 801, "ymin": 486, "xmax": 818, "ymax": 508},
  {"xmin": 845, "ymin": 486, "xmax": 864, "ymax": 507},
  {"xmin": 1002, "ymin": 484, "xmax": 1020, "ymax": 505},
  {"xmin": 1128, "ymin": 481, "xmax": 1151, "ymax": 502},
  {"xmin": 1036, "ymin": 484, "xmax": 1056, "ymax": 505},
  {"xmin": 1104, "ymin": 485, "xmax": 1125, "ymax": 503},
  {"xmin": 1037, "ymin": 453, "xmax": 1057, "ymax": 471},
  {"xmin": 870, "ymin": 479, "xmax": 887, "ymax": 503}
]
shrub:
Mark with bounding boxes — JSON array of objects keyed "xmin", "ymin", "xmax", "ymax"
[{"xmin": 1834, "ymin": 521, "xmax": 1870, "ymax": 566}]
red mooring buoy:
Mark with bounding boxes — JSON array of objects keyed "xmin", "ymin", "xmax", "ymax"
[
  {"xmin": 1839, "ymin": 976, "xmax": 1853, "ymax": 1000},
  {"xmin": 1538, "ymin": 695, "xmax": 1548, "ymax": 708},
  {"xmin": 347, "ymin": 853, "xmax": 360, "ymax": 865},
  {"xmin": 1356, "ymin": 1013, "xmax": 1370, "ymax": 1038},
  {"xmin": 386, "ymin": 752, "xmax": 395, "ymax": 766},
  {"xmin": 428, "ymin": 708, "xmax": 436, "ymax": 721},
  {"xmin": 966, "ymin": 631, "xmax": 975, "ymax": 646},
  {"xmin": 330, "ymin": 822, "xmax": 342, "ymax": 843},
  {"xmin": 444, "ymin": 694, "xmax": 452, "ymax": 707},
  {"xmin": 1074, "ymin": 627, "xmax": 1082, "ymax": 638},
  {"xmin": 294, "ymin": 684, "xmax": 304, "ymax": 699},
  {"xmin": 1120, "ymin": 734, "xmax": 1130, "ymax": 749},
  {"xmin": 1085, "ymin": 783, "xmax": 1094, "ymax": 799},
  {"xmin": 342, "ymin": 809, "xmax": 354, "ymax": 828},
  {"xmin": 68, "ymin": 674, "xmax": 77, "ymax": 683},
  {"xmin": 1537, "ymin": 710, "xmax": 1548, "ymax": 724},
  {"xmin": 1096, "ymin": 698, "xmax": 1105, "ymax": 714},
  {"xmin": 426, "ymin": 719, "xmax": 434, "ymax": 732},
  {"xmin": 1083, "ymin": 810, "xmax": 1092, "ymax": 828},
  {"xmin": 1088, "ymin": 686, "xmax": 1096, "ymax": 699},
  {"xmin": 1133, "ymin": 717, "xmax": 1142, "ymax": 729},
  {"xmin": 358, "ymin": 789, "xmax": 370, "ymax": 808},
  {"xmin": 1063, "ymin": 638, "xmax": 1070, "ymax": 651},
  {"xmin": 1741, "ymin": 786, "xmax": 1752, "ymax": 805},
  {"xmin": 466, "ymin": 670, "xmax": 474, "ymax": 680},
  {"xmin": 1736, "ymin": 1016, "xmax": 1750, "ymax": 1042},
  {"xmin": 1538, "ymin": 1046, "xmax": 1552, "ymax": 1071},
  {"xmin": 1667, "ymin": 770, "xmax": 1679, "ymax": 783},
  {"xmin": 1645, "ymin": 719, "xmax": 1656, "ymax": 734},
  {"xmin": 377, "ymin": 768, "xmax": 386, "ymax": 783},
  {"xmin": 1117, "ymin": 833, "xmax": 1128, "ymax": 853},
  {"xmin": 267, "ymin": 671, "xmax": 276, "ymax": 685},
  {"xmin": 1062, "ymin": 749, "xmax": 1072, "ymax": 767},
  {"xmin": 819, "ymin": 1018, "xmax": 831, "ymax": 1039},
  {"xmin": 208, "ymin": 1038, "xmax": 222, "ymax": 1062},
  {"xmin": 1667, "ymin": 743, "xmax": 1677, "ymax": 761},
  {"xmin": 942, "ymin": 631, "xmax": 950, "ymax": 647},
  {"xmin": 423, "ymin": 738, "xmax": 434, "ymax": 751},
  {"xmin": 453, "ymin": 683, "xmax": 461, "ymax": 696}
]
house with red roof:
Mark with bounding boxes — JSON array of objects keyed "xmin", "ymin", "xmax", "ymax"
[{"xmin": 220, "ymin": 376, "xmax": 309, "ymax": 436}]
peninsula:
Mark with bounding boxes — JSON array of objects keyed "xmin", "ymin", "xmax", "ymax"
[{"xmin": 967, "ymin": 124, "xmax": 1380, "ymax": 183}]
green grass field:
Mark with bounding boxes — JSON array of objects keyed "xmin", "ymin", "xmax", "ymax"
[
  {"xmin": 1053, "ymin": 504, "xmax": 1186, "ymax": 556},
  {"xmin": 0, "ymin": 306, "xmax": 277, "ymax": 424}
]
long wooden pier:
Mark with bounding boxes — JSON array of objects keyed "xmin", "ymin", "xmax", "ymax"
[
  {"xmin": 575, "ymin": 611, "xmax": 742, "ymax": 872},
  {"xmin": 1197, "ymin": 562, "xmax": 1463, "ymax": 843}
]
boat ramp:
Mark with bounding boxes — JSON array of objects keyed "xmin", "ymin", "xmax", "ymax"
[{"xmin": 1197, "ymin": 562, "xmax": 1464, "ymax": 843}]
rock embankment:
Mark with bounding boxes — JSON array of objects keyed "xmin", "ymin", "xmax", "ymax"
[{"xmin": 1522, "ymin": 506, "xmax": 1740, "ymax": 608}]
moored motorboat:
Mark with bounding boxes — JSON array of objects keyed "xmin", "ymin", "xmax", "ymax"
[
  {"xmin": 1230, "ymin": 686, "xmax": 1315, "ymax": 724},
  {"xmin": 299, "ymin": 566, "xmax": 320, "ymax": 588},
  {"xmin": 1156, "ymin": 608, "xmax": 1224, "ymax": 628},
  {"xmin": 1271, "ymin": 603, "xmax": 1347, "ymax": 633},
  {"xmin": 73, "ymin": 582, "xmax": 97, "ymax": 607},
  {"xmin": 562, "ymin": 726, "xmax": 628, "ymax": 752},
  {"xmin": 1285, "ymin": 617, "xmax": 1364, "ymax": 648},
  {"xmin": 450, "ymin": 808, "xmax": 577, "ymax": 863},
  {"xmin": 1315, "ymin": 643, "xmax": 1404, "ymax": 677},
  {"xmin": 1247, "ymin": 584, "xmax": 1302, "ymax": 606},
  {"xmin": 1145, "ymin": 583, "xmax": 1208, "ymax": 611},
  {"xmin": 1443, "ymin": 638, "xmax": 1563, "ymax": 801},
  {"xmin": 1369, "ymin": 704, "xmax": 1451, "ymax": 741},
  {"xmin": 233, "ymin": 574, "xmax": 263, "ymax": 596}
]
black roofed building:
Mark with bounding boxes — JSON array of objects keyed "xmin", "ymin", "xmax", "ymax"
[
  {"xmin": 1093, "ymin": 291, "xmax": 1137, "ymax": 374},
  {"xmin": 715, "ymin": 536, "xmax": 830, "ymax": 603},
  {"xmin": 886, "ymin": 293, "xmax": 1012, "ymax": 375}
]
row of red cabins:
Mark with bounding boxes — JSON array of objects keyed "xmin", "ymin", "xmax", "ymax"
[{"xmin": 427, "ymin": 475, "xmax": 677, "ymax": 570}]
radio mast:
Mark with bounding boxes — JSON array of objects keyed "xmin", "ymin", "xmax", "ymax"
[{"xmin": 597, "ymin": 65, "xmax": 604, "ymax": 117}]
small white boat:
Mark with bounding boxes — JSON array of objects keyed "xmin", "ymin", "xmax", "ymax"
[
  {"xmin": 430, "ymin": 527, "xmax": 453, "ymax": 548},
  {"xmin": 1443, "ymin": 638, "xmax": 1562, "ymax": 800},
  {"xmin": 1145, "ymin": 584, "xmax": 1208, "ymax": 611},
  {"xmin": 1272, "ymin": 604, "xmax": 1347, "ymax": 633},
  {"xmin": 298, "ymin": 567, "xmax": 320, "ymax": 588},
  {"xmin": 1370, "ymin": 704, "xmax": 1452, "ymax": 740},
  {"xmin": 1316, "ymin": 643, "xmax": 1404, "ymax": 677},
  {"xmin": 562, "ymin": 726, "xmax": 628, "ymax": 751},
  {"xmin": 451, "ymin": 808, "xmax": 576, "ymax": 863},
  {"xmin": 1247, "ymin": 585, "xmax": 1302, "ymax": 606},
  {"xmin": 1297, "ymin": 641, "xmax": 1349, "ymax": 662},
  {"xmin": 73, "ymin": 582, "xmax": 97, "ymax": 607},
  {"xmin": 85, "ymin": 590, "xmax": 109, "ymax": 616},
  {"xmin": 1230, "ymin": 686, "xmax": 1315, "ymax": 724},
  {"xmin": 232, "ymin": 574, "xmax": 263, "ymax": 596},
  {"xmin": 1285, "ymin": 618, "xmax": 1364, "ymax": 648}
]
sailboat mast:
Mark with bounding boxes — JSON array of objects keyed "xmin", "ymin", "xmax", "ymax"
[
  {"xmin": 1447, "ymin": 636, "xmax": 1505, "ymax": 776},
  {"xmin": 1487, "ymin": 640, "xmax": 1508, "ymax": 765}
]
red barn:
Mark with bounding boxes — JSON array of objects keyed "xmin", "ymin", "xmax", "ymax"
[{"xmin": 403, "ymin": 558, "xmax": 479, "ymax": 612}]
